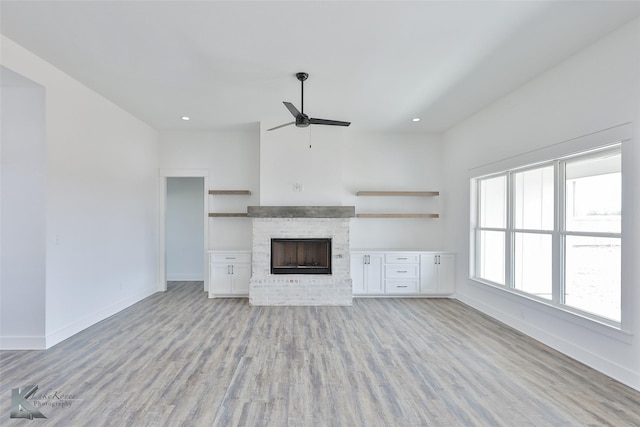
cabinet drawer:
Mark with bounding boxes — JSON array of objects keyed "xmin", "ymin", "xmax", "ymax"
[
  {"xmin": 385, "ymin": 253, "xmax": 419, "ymax": 264},
  {"xmin": 385, "ymin": 280, "xmax": 419, "ymax": 294},
  {"xmin": 210, "ymin": 253, "xmax": 251, "ymax": 264},
  {"xmin": 385, "ymin": 264, "xmax": 419, "ymax": 278}
]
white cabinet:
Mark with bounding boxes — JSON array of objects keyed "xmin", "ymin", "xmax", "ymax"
[
  {"xmin": 384, "ymin": 253, "xmax": 420, "ymax": 295},
  {"xmin": 351, "ymin": 253, "xmax": 384, "ymax": 295},
  {"xmin": 208, "ymin": 251, "xmax": 251, "ymax": 297},
  {"xmin": 351, "ymin": 250, "xmax": 455, "ymax": 297},
  {"xmin": 420, "ymin": 253, "xmax": 455, "ymax": 295}
]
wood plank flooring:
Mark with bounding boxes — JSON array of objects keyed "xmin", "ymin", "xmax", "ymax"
[{"xmin": 1, "ymin": 281, "xmax": 639, "ymax": 426}]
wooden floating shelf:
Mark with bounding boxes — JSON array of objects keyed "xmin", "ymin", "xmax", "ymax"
[
  {"xmin": 208, "ymin": 190, "xmax": 252, "ymax": 195},
  {"xmin": 356, "ymin": 191, "xmax": 439, "ymax": 196},
  {"xmin": 208, "ymin": 213, "xmax": 249, "ymax": 218},
  {"xmin": 356, "ymin": 213, "xmax": 439, "ymax": 219}
]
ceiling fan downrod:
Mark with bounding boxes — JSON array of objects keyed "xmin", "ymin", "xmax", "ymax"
[{"xmin": 296, "ymin": 72, "xmax": 308, "ymax": 114}]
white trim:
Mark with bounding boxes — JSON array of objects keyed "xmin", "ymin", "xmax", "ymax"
[
  {"xmin": 166, "ymin": 274, "xmax": 205, "ymax": 281},
  {"xmin": 468, "ymin": 123, "xmax": 632, "ymax": 178},
  {"xmin": 158, "ymin": 169, "xmax": 209, "ymax": 293},
  {"xmin": 456, "ymin": 291, "xmax": 639, "ymax": 391},
  {"xmin": 468, "ymin": 276, "xmax": 627, "ymax": 333},
  {"xmin": 45, "ymin": 286, "xmax": 157, "ymax": 349},
  {"xmin": 0, "ymin": 336, "xmax": 46, "ymax": 350}
]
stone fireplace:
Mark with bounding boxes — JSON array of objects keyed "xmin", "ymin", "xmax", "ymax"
[{"xmin": 247, "ymin": 206, "xmax": 355, "ymax": 306}]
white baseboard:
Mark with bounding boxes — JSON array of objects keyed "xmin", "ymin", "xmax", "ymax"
[
  {"xmin": 456, "ymin": 293, "xmax": 640, "ymax": 392},
  {"xmin": 166, "ymin": 274, "xmax": 203, "ymax": 281},
  {"xmin": 45, "ymin": 286, "xmax": 157, "ymax": 349},
  {"xmin": 0, "ymin": 335, "xmax": 46, "ymax": 350}
]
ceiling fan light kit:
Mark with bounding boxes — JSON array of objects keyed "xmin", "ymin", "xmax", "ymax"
[{"xmin": 268, "ymin": 72, "xmax": 351, "ymax": 131}]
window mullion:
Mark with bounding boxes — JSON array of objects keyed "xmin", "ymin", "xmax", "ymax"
[
  {"xmin": 506, "ymin": 172, "xmax": 514, "ymax": 289},
  {"xmin": 553, "ymin": 160, "xmax": 565, "ymax": 305},
  {"xmin": 474, "ymin": 180, "xmax": 481, "ymax": 278}
]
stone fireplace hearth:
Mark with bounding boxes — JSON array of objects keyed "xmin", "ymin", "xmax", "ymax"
[{"xmin": 247, "ymin": 206, "xmax": 355, "ymax": 306}]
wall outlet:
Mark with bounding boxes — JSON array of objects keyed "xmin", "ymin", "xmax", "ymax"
[{"xmin": 293, "ymin": 183, "xmax": 304, "ymax": 192}]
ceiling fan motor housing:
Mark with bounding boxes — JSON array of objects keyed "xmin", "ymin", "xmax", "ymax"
[{"xmin": 296, "ymin": 114, "xmax": 310, "ymax": 127}]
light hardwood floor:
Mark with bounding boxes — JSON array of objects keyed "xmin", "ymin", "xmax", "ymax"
[{"xmin": 1, "ymin": 282, "xmax": 639, "ymax": 426}]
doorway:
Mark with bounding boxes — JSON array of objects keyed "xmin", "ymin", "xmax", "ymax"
[
  {"xmin": 159, "ymin": 170, "xmax": 208, "ymax": 292},
  {"xmin": 166, "ymin": 177, "xmax": 204, "ymax": 282}
]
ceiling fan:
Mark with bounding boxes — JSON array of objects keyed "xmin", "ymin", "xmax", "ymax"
[{"xmin": 267, "ymin": 72, "xmax": 351, "ymax": 131}]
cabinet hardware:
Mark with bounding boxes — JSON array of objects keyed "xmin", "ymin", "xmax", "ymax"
[
  {"xmin": 397, "ymin": 285, "xmax": 408, "ymax": 288},
  {"xmin": 397, "ymin": 270, "xmax": 407, "ymax": 273}
]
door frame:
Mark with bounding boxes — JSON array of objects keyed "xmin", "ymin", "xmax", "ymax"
[{"xmin": 159, "ymin": 169, "xmax": 209, "ymax": 292}]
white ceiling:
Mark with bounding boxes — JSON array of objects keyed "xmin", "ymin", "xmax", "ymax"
[{"xmin": 2, "ymin": 1, "xmax": 640, "ymax": 133}]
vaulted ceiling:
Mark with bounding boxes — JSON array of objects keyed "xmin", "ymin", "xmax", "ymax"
[{"xmin": 2, "ymin": 1, "xmax": 640, "ymax": 132}]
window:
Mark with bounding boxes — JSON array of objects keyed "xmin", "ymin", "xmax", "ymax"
[
  {"xmin": 563, "ymin": 151, "xmax": 621, "ymax": 321},
  {"xmin": 472, "ymin": 145, "xmax": 622, "ymax": 324},
  {"xmin": 476, "ymin": 175, "xmax": 507, "ymax": 285},
  {"xmin": 513, "ymin": 165, "xmax": 554, "ymax": 299}
]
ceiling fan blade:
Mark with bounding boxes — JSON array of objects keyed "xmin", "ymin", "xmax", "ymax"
[
  {"xmin": 283, "ymin": 102, "xmax": 301, "ymax": 118},
  {"xmin": 267, "ymin": 121, "xmax": 295, "ymax": 131},
  {"xmin": 309, "ymin": 118, "xmax": 351, "ymax": 127}
]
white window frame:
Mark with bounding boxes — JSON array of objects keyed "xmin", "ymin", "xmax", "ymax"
[{"xmin": 468, "ymin": 124, "xmax": 631, "ymax": 334}]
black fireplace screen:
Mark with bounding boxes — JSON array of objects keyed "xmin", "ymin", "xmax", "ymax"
[{"xmin": 271, "ymin": 238, "xmax": 332, "ymax": 274}]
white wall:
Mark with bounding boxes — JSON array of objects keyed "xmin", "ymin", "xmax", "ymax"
[
  {"xmin": 0, "ymin": 67, "xmax": 46, "ymax": 349},
  {"xmin": 159, "ymin": 130, "xmax": 260, "ymax": 250},
  {"xmin": 443, "ymin": 18, "xmax": 640, "ymax": 390},
  {"xmin": 161, "ymin": 127, "xmax": 444, "ymax": 251},
  {"xmin": 343, "ymin": 131, "xmax": 444, "ymax": 250},
  {"xmin": 1, "ymin": 36, "xmax": 160, "ymax": 349},
  {"xmin": 259, "ymin": 123, "xmax": 345, "ymax": 206},
  {"xmin": 166, "ymin": 177, "xmax": 204, "ymax": 281}
]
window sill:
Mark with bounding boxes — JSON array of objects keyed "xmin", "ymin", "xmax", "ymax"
[{"xmin": 468, "ymin": 277, "xmax": 633, "ymax": 344}]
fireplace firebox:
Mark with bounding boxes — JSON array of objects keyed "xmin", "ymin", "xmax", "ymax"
[{"xmin": 271, "ymin": 238, "xmax": 332, "ymax": 274}]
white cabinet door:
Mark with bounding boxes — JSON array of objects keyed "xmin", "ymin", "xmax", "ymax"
[
  {"xmin": 386, "ymin": 279, "xmax": 420, "ymax": 294},
  {"xmin": 230, "ymin": 263, "xmax": 251, "ymax": 295},
  {"xmin": 367, "ymin": 254, "xmax": 384, "ymax": 294},
  {"xmin": 210, "ymin": 264, "xmax": 231, "ymax": 295},
  {"xmin": 436, "ymin": 253, "xmax": 455, "ymax": 294},
  {"xmin": 351, "ymin": 253, "xmax": 384, "ymax": 295},
  {"xmin": 420, "ymin": 253, "xmax": 455, "ymax": 295},
  {"xmin": 385, "ymin": 264, "xmax": 419, "ymax": 279},
  {"xmin": 420, "ymin": 254, "xmax": 438, "ymax": 294}
]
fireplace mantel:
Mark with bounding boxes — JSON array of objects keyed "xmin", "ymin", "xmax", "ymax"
[{"xmin": 247, "ymin": 206, "xmax": 355, "ymax": 218}]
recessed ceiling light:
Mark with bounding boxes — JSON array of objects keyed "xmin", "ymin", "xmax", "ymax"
[
  {"xmin": 412, "ymin": 118, "xmax": 421, "ymax": 122},
  {"xmin": 181, "ymin": 116, "xmax": 190, "ymax": 121}
]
